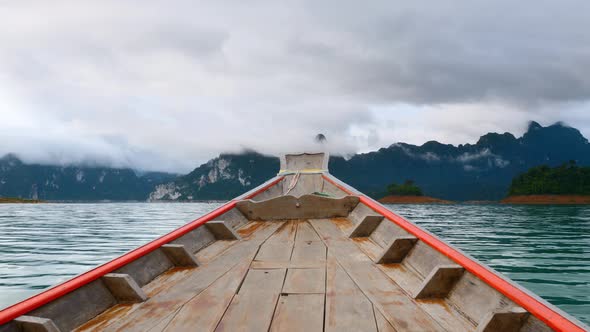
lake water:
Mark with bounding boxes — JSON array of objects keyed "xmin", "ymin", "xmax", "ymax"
[{"xmin": 0, "ymin": 203, "xmax": 588, "ymax": 326}]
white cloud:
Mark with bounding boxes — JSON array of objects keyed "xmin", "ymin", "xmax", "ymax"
[{"xmin": 0, "ymin": 0, "xmax": 589, "ymax": 172}]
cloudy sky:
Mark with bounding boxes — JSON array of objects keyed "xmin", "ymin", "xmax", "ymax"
[{"xmin": 1, "ymin": 0, "xmax": 590, "ymax": 173}]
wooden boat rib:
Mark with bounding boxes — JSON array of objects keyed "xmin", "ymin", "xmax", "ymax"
[{"xmin": 0, "ymin": 152, "xmax": 587, "ymax": 332}]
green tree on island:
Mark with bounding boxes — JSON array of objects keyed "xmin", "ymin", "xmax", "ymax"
[
  {"xmin": 508, "ymin": 161, "xmax": 590, "ymax": 196},
  {"xmin": 386, "ymin": 180, "xmax": 423, "ymax": 196}
]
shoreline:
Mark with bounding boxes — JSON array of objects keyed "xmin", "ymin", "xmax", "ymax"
[
  {"xmin": 501, "ymin": 195, "xmax": 590, "ymax": 205},
  {"xmin": 378, "ymin": 195, "xmax": 453, "ymax": 204},
  {"xmin": 0, "ymin": 197, "xmax": 44, "ymax": 204}
]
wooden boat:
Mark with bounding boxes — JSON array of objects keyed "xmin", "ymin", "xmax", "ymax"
[{"xmin": 0, "ymin": 153, "xmax": 587, "ymax": 332}]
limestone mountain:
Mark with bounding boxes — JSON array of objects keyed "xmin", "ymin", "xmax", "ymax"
[
  {"xmin": 149, "ymin": 152, "xmax": 279, "ymax": 201},
  {"xmin": 0, "ymin": 154, "xmax": 177, "ymax": 201}
]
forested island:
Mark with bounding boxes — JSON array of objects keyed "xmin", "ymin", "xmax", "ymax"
[
  {"xmin": 503, "ymin": 162, "xmax": 590, "ymax": 204},
  {"xmin": 377, "ymin": 180, "xmax": 452, "ymax": 204}
]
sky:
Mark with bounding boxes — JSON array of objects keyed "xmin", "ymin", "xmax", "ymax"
[{"xmin": 1, "ymin": 0, "xmax": 590, "ymax": 173}]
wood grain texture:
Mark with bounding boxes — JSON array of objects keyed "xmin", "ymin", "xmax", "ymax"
[
  {"xmin": 163, "ymin": 259, "xmax": 252, "ymax": 331},
  {"xmin": 324, "ymin": 255, "xmax": 378, "ymax": 332},
  {"xmin": 270, "ymin": 294, "xmax": 325, "ymax": 332},
  {"xmin": 417, "ymin": 299, "xmax": 475, "ymax": 332},
  {"xmin": 291, "ymin": 241, "xmax": 326, "ymax": 262},
  {"xmin": 283, "ymin": 268, "xmax": 325, "ymax": 294},
  {"xmin": 101, "ymin": 222, "xmax": 282, "ymax": 332},
  {"xmin": 195, "ymin": 240, "xmax": 236, "ymax": 265},
  {"xmin": 250, "ymin": 261, "xmax": 324, "ymax": 269},
  {"xmin": 374, "ymin": 306, "xmax": 398, "ymax": 332},
  {"xmin": 310, "ymin": 219, "xmax": 445, "ymax": 332},
  {"xmin": 295, "ymin": 221, "xmax": 321, "ymax": 242},
  {"xmin": 215, "ymin": 269, "xmax": 286, "ymax": 332}
]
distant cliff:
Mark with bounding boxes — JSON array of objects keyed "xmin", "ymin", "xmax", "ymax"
[
  {"xmin": 0, "ymin": 154, "xmax": 177, "ymax": 201},
  {"xmin": 148, "ymin": 152, "xmax": 279, "ymax": 201},
  {"xmin": 151, "ymin": 121, "xmax": 590, "ymax": 201}
]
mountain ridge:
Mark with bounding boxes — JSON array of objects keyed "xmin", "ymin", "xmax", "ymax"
[
  {"xmin": 0, "ymin": 154, "xmax": 178, "ymax": 201},
  {"xmin": 2, "ymin": 121, "xmax": 589, "ymax": 201}
]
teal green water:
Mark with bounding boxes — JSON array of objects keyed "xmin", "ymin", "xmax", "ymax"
[
  {"xmin": 0, "ymin": 203, "xmax": 588, "ymax": 325},
  {"xmin": 386, "ymin": 204, "xmax": 590, "ymax": 325}
]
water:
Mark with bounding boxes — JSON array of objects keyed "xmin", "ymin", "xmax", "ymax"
[
  {"xmin": 0, "ymin": 203, "xmax": 589, "ymax": 325},
  {"xmin": 386, "ymin": 204, "xmax": 590, "ymax": 325}
]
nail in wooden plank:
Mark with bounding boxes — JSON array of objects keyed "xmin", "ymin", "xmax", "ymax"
[
  {"xmin": 414, "ymin": 264, "xmax": 464, "ymax": 299},
  {"xmin": 161, "ymin": 244, "xmax": 199, "ymax": 267},
  {"xmin": 102, "ymin": 273, "xmax": 148, "ymax": 303},
  {"xmin": 206, "ymin": 220, "xmax": 241, "ymax": 240},
  {"xmin": 375, "ymin": 236, "xmax": 418, "ymax": 264},
  {"xmin": 348, "ymin": 215, "xmax": 384, "ymax": 238},
  {"xmin": 14, "ymin": 315, "xmax": 61, "ymax": 332},
  {"xmin": 476, "ymin": 307, "xmax": 529, "ymax": 332}
]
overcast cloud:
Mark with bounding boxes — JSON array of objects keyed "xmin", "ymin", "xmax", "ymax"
[{"xmin": 1, "ymin": 0, "xmax": 590, "ymax": 172}]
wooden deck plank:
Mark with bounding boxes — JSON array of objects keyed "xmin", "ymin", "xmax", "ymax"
[
  {"xmin": 215, "ymin": 269, "xmax": 287, "ymax": 332},
  {"xmin": 236, "ymin": 221, "xmax": 266, "ymax": 239},
  {"xmin": 195, "ymin": 240, "xmax": 236, "ymax": 265},
  {"xmin": 142, "ymin": 267, "xmax": 194, "ymax": 298},
  {"xmin": 270, "ymin": 294, "xmax": 325, "ymax": 332},
  {"xmin": 351, "ymin": 237, "xmax": 383, "ymax": 262},
  {"xmin": 147, "ymin": 307, "xmax": 181, "ymax": 332},
  {"xmin": 255, "ymin": 220, "xmax": 297, "ymax": 261},
  {"xmin": 416, "ymin": 299, "xmax": 474, "ymax": 332},
  {"xmin": 163, "ymin": 259, "xmax": 252, "ymax": 331},
  {"xmin": 291, "ymin": 241, "xmax": 326, "ymax": 262},
  {"xmin": 255, "ymin": 242, "xmax": 294, "ymax": 261},
  {"xmin": 283, "ymin": 268, "xmax": 325, "ymax": 294},
  {"xmin": 374, "ymin": 306, "xmax": 397, "ymax": 332},
  {"xmin": 240, "ymin": 268, "xmax": 287, "ymax": 294},
  {"xmin": 377, "ymin": 263, "xmax": 423, "ymax": 295},
  {"xmin": 325, "ymin": 255, "xmax": 378, "ymax": 332},
  {"xmin": 103, "ymin": 222, "xmax": 282, "ymax": 332},
  {"xmin": 74, "ymin": 304, "xmax": 137, "ymax": 332},
  {"xmin": 295, "ymin": 221, "xmax": 321, "ymax": 242},
  {"xmin": 250, "ymin": 261, "xmax": 324, "ymax": 269},
  {"xmin": 331, "ymin": 217, "xmax": 355, "ymax": 234},
  {"xmin": 310, "ymin": 219, "xmax": 445, "ymax": 332},
  {"xmin": 265, "ymin": 220, "xmax": 298, "ymax": 243}
]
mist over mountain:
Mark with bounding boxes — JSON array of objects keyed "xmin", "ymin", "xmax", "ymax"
[
  {"xmin": 2, "ymin": 121, "xmax": 589, "ymax": 201},
  {"xmin": 0, "ymin": 154, "xmax": 177, "ymax": 201}
]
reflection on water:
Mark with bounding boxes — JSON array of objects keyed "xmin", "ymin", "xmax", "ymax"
[{"xmin": 0, "ymin": 202, "xmax": 588, "ymax": 325}]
